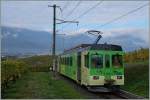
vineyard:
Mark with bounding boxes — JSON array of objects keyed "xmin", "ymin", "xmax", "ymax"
[
  {"xmin": 1, "ymin": 55, "xmax": 52, "ymax": 97},
  {"xmin": 1, "ymin": 60, "xmax": 28, "ymax": 92},
  {"xmin": 124, "ymin": 48, "xmax": 149, "ymax": 63}
]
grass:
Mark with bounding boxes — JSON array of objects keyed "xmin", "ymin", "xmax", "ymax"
[
  {"xmin": 122, "ymin": 60, "xmax": 149, "ymax": 98},
  {"xmin": 2, "ymin": 72, "xmax": 88, "ymax": 99},
  {"xmin": 2, "ymin": 55, "xmax": 149, "ymax": 98}
]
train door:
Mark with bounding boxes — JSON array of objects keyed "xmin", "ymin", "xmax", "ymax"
[
  {"xmin": 104, "ymin": 54, "xmax": 113, "ymax": 82},
  {"xmin": 77, "ymin": 52, "xmax": 81, "ymax": 83}
]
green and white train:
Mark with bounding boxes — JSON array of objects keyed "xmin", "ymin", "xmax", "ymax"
[{"xmin": 57, "ymin": 44, "xmax": 124, "ymax": 92}]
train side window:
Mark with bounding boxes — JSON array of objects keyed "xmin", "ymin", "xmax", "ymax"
[
  {"xmin": 67, "ymin": 57, "xmax": 69, "ymax": 65},
  {"xmin": 67, "ymin": 57, "xmax": 68, "ymax": 65},
  {"xmin": 68, "ymin": 57, "xmax": 70, "ymax": 66},
  {"xmin": 66, "ymin": 57, "xmax": 68, "ymax": 65},
  {"xmin": 105, "ymin": 55, "xmax": 110, "ymax": 68},
  {"xmin": 64, "ymin": 57, "xmax": 65, "ymax": 65},
  {"xmin": 60, "ymin": 58, "xmax": 62, "ymax": 64},
  {"xmin": 91, "ymin": 54, "xmax": 103, "ymax": 68},
  {"xmin": 65, "ymin": 57, "xmax": 66, "ymax": 65},
  {"xmin": 70, "ymin": 57, "xmax": 72, "ymax": 66},
  {"xmin": 67, "ymin": 57, "xmax": 70, "ymax": 66},
  {"xmin": 63, "ymin": 57, "xmax": 65, "ymax": 64},
  {"xmin": 61, "ymin": 57, "xmax": 62, "ymax": 64},
  {"xmin": 84, "ymin": 55, "xmax": 89, "ymax": 68}
]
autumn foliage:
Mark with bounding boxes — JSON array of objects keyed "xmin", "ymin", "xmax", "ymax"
[
  {"xmin": 1, "ymin": 60, "xmax": 28, "ymax": 90},
  {"xmin": 124, "ymin": 48, "xmax": 149, "ymax": 63}
]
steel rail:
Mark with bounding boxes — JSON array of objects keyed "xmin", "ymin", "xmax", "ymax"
[{"xmin": 112, "ymin": 89, "xmax": 145, "ymax": 99}]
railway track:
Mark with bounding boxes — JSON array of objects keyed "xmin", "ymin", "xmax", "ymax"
[
  {"xmin": 112, "ymin": 89, "xmax": 145, "ymax": 99},
  {"xmin": 52, "ymin": 72, "xmax": 145, "ymax": 99}
]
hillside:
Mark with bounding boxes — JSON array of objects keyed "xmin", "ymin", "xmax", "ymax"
[{"xmin": 2, "ymin": 26, "xmax": 148, "ymax": 56}]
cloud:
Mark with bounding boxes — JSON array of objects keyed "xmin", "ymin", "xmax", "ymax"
[
  {"xmin": 61, "ymin": 28, "xmax": 89, "ymax": 36},
  {"xmin": 12, "ymin": 33, "xmax": 18, "ymax": 38},
  {"xmin": 1, "ymin": 1, "xmax": 149, "ymax": 31},
  {"xmin": 102, "ymin": 28, "xmax": 149, "ymax": 44}
]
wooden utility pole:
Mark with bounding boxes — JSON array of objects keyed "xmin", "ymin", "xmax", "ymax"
[
  {"xmin": 53, "ymin": 4, "xmax": 56, "ymax": 58},
  {"xmin": 48, "ymin": 4, "xmax": 57, "ymax": 78},
  {"xmin": 53, "ymin": 4, "xmax": 56, "ymax": 78},
  {"xmin": 48, "ymin": 4, "xmax": 78, "ymax": 79}
]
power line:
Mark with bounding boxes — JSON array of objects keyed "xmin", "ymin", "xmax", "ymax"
[
  {"xmin": 65, "ymin": 1, "xmax": 82, "ymax": 19},
  {"xmin": 59, "ymin": 0, "xmax": 103, "ymax": 31},
  {"xmin": 98, "ymin": 3, "xmax": 149, "ymax": 28},
  {"xmin": 62, "ymin": 1, "xmax": 70, "ymax": 12},
  {"xmin": 61, "ymin": 1, "xmax": 70, "ymax": 19},
  {"xmin": 78, "ymin": 3, "xmax": 149, "ymax": 30},
  {"xmin": 73, "ymin": 0, "xmax": 103, "ymax": 21}
]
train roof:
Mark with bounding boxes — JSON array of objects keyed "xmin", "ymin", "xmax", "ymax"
[{"xmin": 61, "ymin": 43, "xmax": 123, "ymax": 55}]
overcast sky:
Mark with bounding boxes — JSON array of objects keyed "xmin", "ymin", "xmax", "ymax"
[{"xmin": 1, "ymin": 1, "xmax": 149, "ymax": 44}]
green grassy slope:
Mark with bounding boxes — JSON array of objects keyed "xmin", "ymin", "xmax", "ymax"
[
  {"xmin": 19, "ymin": 55, "xmax": 53, "ymax": 72},
  {"xmin": 2, "ymin": 72, "xmax": 88, "ymax": 99},
  {"xmin": 122, "ymin": 61, "xmax": 149, "ymax": 98}
]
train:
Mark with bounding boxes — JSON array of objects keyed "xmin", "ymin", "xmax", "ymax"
[{"xmin": 56, "ymin": 31, "xmax": 124, "ymax": 92}]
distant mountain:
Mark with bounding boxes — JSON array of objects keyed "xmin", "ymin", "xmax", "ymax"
[
  {"xmin": 1, "ymin": 26, "xmax": 94, "ymax": 56},
  {"xmin": 1, "ymin": 26, "xmax": 148, "ymax": 56},
  {"xmin": 1, "ymin": 26, "xmax": 52, "ymax": 56},
  {"xmin": 101, "ymin": 34, "xmax": 148, "ymax": 52}
]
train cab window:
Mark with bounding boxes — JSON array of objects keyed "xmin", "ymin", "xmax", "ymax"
[
  {"xmin": 84, "ymin": 54, "xmax": 89, "ymax": 68},
  {"xmin": 112, "ymin": 54, "xmax": 123, "ymax": 68},
  {"xmin": 105, "ymin": 55, "xmax": 110, "ymax": 68},
  {"xmin": 91, "ymin": 54, "xmax": 103, "ymax": 68}
]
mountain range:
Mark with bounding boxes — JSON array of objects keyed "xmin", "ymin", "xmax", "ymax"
[{"xmin": 1, "ymin": 26, "xmax": 148, "ymax": 56}]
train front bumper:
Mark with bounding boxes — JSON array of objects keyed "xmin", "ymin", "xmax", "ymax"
[{"xmin": 88, "ymin": 75, "xmax": 124, "ymax": 86}]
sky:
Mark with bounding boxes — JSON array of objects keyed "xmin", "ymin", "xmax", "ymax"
[{"xmin": 1, "ymin": 1, "xmax": 150, "ymax": 45}]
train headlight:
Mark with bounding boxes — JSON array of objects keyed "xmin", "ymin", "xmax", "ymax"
[
  {"xmin": 117, "ymin": 75, "xmax": 122, "ymax": 79},
  {"xmin": 93, "ymin": 76, "xmax": 99, "ymax": 80}
]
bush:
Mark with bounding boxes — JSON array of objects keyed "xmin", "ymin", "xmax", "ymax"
[
  {"xmin": 124, "ymin": 48, "xmax": 149, "ymax": 63},
  {"xmin": 1, "ymin": 60, "xmax": 28, "ymax": 90}
]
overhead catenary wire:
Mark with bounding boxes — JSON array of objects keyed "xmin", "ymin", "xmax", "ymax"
[
  {"xmin": 98, "ymin": 3, "xmax": 149, "ymax": 28},
  {"xmin": 62, "ymin": 1, "xmax": 70, "ymax": 12},
  {"xmin": 59, "ymin": 0, "xmax": 103, "ymax": 31},
  {"xmin": 77, "ymin": 3, "xmax": 149, "ymax": 30},
  {"xmin": 60, "ymin": 1, "xmax": 70, "ymax": 19},
  {"xmin": 73, "ymin": 0, "xmax": 103, "ymax": 21},
  {"xmin": 65, "ymin": 1, "xmax": 82, "ymax": 19}
]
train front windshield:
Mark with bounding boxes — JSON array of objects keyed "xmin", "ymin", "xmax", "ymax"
[
  {"xmin": 90, "ymin": 54, "xmax": 123, "ymax": 68},
  {"xmin": 91, "ymin": 54, "xmax": 103, "ymax": 68},
  {"xmin": 112, "ymin": 54, "xmax": 123, "ymax": 68}
]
